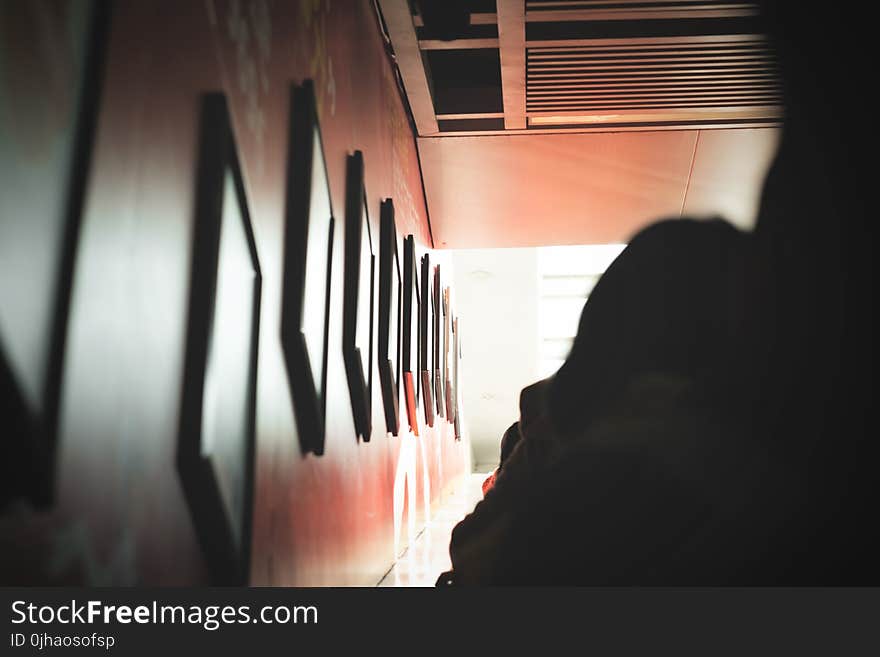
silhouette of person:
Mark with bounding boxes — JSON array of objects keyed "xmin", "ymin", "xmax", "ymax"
[
  {"xmin": 444, "ymin": 219, "xmax": 753, "ymax": 584},
  {"xmin": 444, "ymin": 0, "xmax": 877, "ymax": 585}
]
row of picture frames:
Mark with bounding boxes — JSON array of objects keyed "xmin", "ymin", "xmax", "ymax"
[
  {"xmin": 377, "ymin": 201, "xmax": 463, "ymax": 442},
  {"xmin": 178, "ymin": 81, "xmax": 462, "ymax": 583}
]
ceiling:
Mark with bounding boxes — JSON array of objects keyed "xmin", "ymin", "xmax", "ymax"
[
  {"xmin": 376, "ymin": 0, "xmax": 782, "ymax": 247},
  {"xmin": 422, "ymin": 126, "xmax": 779, "ymax": 248}
]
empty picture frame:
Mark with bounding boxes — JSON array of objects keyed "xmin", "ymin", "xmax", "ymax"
[
  {"xmin": 453, "ymin": 316, "xmax": 462, "ymax": 441},
  {"xmin": 402, "ymin": 235, "xmax": 418, "ymax": 376},
  {"xmin": 402, "ymin": 235, "xmax": 420, "ymax": 434},
  {"xmin": 343, "ymin": 151, "xmax": 374, "ymax": 442},
  {"xmin": 444, "ymin": 286, "xmax": 455, "ymax": 425},
  {"xmin": 281, "ymin": 80, "xmax": 335, "ymax": 456},
  {"xmin": 420, "ymin": 254, "xmax": 435, "ymax": 427},
  {"xmin": 178, "ymin": 93, "xmax": 262, "ymax": 585},
  {"xmin": 433, "ymin": 265, "xmax": 445, "ymax": 419},
  {"xmin": 378, "ymin": 200, "xmax": 401, "ymax": 436},
  {"xmin": 403, "ymin": 371, "xmax": 419, "ymax": 437}
]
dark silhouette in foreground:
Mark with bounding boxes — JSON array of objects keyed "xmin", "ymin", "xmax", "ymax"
[
  {"xmin": 442, "ymin": 1, "xmax": 876, "ymax": 584},
  {"xmin": 444, "ymin": 220, "xmax": 754, "ymax": 584}
]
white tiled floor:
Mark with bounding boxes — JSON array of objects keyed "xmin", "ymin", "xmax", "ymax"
[{"xmin": 377, "ymin": 472, "xmax": 488, "ymax": 587}]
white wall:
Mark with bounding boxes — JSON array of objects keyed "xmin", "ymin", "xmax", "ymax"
[{"xmin": 452, "ymin": 248, "xmax": 540, "ymax": 470}]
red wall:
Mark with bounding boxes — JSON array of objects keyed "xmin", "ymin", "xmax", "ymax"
[{"xmin": 0, "ymin": 0, "xmax": 469, "ymax": 586}]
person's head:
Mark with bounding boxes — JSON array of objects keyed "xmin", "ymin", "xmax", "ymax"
[{"xmin": 548, "ymin": 218, "xmax": 752, "ymax": 436}]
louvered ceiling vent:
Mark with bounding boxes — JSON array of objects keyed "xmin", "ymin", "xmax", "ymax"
[
  {"xmin": 378, "ymin": 0, "xmax": 781, "ymax": 135},
  {"xmin": 526, "ymin": 35, "xmax": 779, "ymax": 128}
]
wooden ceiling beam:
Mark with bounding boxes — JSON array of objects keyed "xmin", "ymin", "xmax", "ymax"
[
  {"xmin": 436, "ymin": 113, "xmax": 505, "ymax": 120},
  {"xmin": 525, "ymin": 7, "xmax": 759, "ymax": 22},
  {"xmin": 527, "ymin": 34, "xmax": 766, "ymax": 48},
  {"xmin": 497, "ymin": 0, "xmax": 527, "ymax": 130},
  {"xmin": 418, "ymin": 38, "xmax": 499, "ymax": 50},
  {"xmin": 411, "ymin": 5, "xmax": 759, "ymax": 25},
  {"xmin": 378, "ymin": 0, "xmax": 438, "ymax": 135},
  {"xmin": 412, "ymin": 13, "xmax": 497, "ymax": 27}
]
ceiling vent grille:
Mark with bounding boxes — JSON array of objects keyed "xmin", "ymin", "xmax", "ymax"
[
  {"xmin": 525, "ymin": 0, "xmax": 760, "ymax": 21},
  {"xmin": 526, "ymin": 36, "xmax": 779, "ymax": 124}
]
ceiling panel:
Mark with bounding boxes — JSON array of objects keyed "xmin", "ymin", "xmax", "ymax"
[
  {"xmin": 420, "ymin": 130, "xmax": 697, "ymax": 248},
  {"xmin": 421, "ymin": 127, "xmax": 781, "ymax": 248},
  {"xmin": 682, "ymin": 127, "xmax": 780, "ymax": 230}
]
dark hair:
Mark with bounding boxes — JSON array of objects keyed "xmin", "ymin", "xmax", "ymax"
[{"xmin": 548, "ymin": 218, "xmax": 751, "ymax": 436}]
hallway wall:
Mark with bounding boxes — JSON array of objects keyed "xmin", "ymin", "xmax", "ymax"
[{"xmin": 0, "ymin": 0, "xmax": 469, "ymax": 586}]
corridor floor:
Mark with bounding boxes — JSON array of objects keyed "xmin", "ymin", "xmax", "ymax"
[{"xmin": 377, "ymin": 472, "xmax": 488, "ymax": 587}]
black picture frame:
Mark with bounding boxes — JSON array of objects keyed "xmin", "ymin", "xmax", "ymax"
[
  {"xmin": 420, "ymin": 255, "xmax": 435, "ymax": 427},
  {"xmin": 433, "ymin": 265, "xmax": 445, "ymax": 419},
  {"xmin": 343, "ymin": 151, "xmax": 374, "ymax": 443},
  {"xmin": 453, "ymin": 316, "xmax": 462, "ymax": 441},
  {"xmin": 177, "ymin": 93, "xmax": 262, "ymax": 585},
  {"xmin": 378, "ymin": 200, "xmax": 401, "ymax": 436},
  {"xmin": 0, "ymin": 0, "xmax": 111, "ymax": 508},
  {"xmin": 402, "ymin": 235, "xmax": 418, "ymax": 376},
  {"xmin": 281, "ymin": 80, "xmax": 335, "ymax": 456},
  {"xmin": 444, "ymin": 286, "xmax": 456, "ymax": 425},
  {"xmin": 402, "ymin": 235, "xmax": 420, "ymax": 434}
]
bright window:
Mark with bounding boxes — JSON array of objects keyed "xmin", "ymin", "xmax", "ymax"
[{"xmin": 536, "ymin": 244, "xmax": 626, "ymax": 378}]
